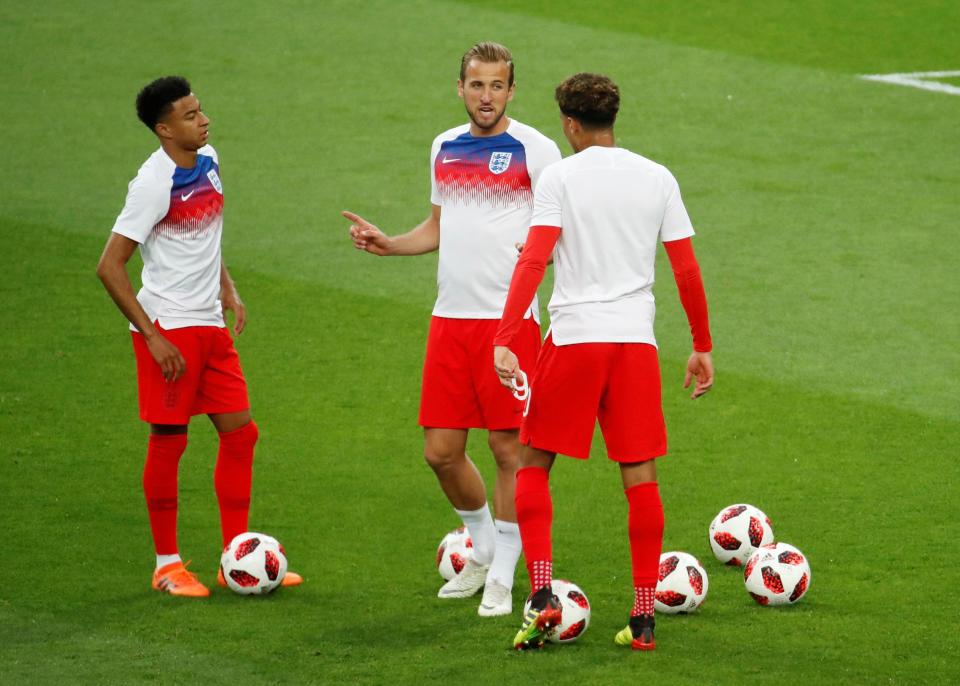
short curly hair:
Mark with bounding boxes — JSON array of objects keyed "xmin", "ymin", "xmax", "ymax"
[
  {"xmin": 136, "ymin": 76, "xmax": 191, "ymax": 131},
  {"xmin": 555, "ymin": 73, "xmax": 620, "ymax": 129}
]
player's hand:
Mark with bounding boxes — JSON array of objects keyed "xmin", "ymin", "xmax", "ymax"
[
  {"xmin": 343, "ymin": 210, "xmax": 393, "ymax": 256},
  {"xmin": 221, "ymin": 287, "xmax": 246, "ymax": 336},
  {"xmin": 146, "ymin": 332, "xmax": 186, "ymax": 382},
  {"xmin": 515, "ymin": 241, "xmax": 552, "ymax": 264},
  {"xmin": 493, "ymin": 345, "xmax": 520, "ymax": 389},
  {"xmin": 684, "ymin": 351, "xmax": 714, "ymax": 399}
]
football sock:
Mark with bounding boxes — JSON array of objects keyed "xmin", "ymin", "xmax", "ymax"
[
  {"xmin": 488, "ymin": 519, "xmax": 522, "ymax": 590},
  {"xmin": 632, "ymin": 587, "xmax": 656, "ymax": 617},
  {"xmin": 214, "ymin": 420, "xmax": 258, "ymax": 548},
  {"xmin": 143, "ymin": 433, "xmax": 188, "ymax": 557},
  {"xmin": 625, "ymin": 481, "xmax": 664, "ymax": 617},
  {"xmin": 454, "ymin": 504, "xmax": 496, "ymax": 566},
  {"xmin": 156, "ymin": 554, "xmax": 182, "ymax": 570},
  {"xmin": 515, "ymin": 466, "xmax": 553, "ymax": 591}
]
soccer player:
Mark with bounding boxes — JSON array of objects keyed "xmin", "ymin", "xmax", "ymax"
[
  {"xmin": 493, "ymin": 73, "xmax": 714, "ymax": 650},
  {"xmin": 344, "ymin": 42, "xmax": 561, "ymax": 616},
  {"xmin": 96, "ymin": 76, "xmax": 302, "ymax": 596}
]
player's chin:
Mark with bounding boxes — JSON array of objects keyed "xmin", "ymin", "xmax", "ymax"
[{"xmin": 472, "ymin": 109, "xmax": 503, "ymax": 129}]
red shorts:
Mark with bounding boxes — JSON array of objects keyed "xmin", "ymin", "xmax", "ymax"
[
  {"xmin": 131, "ymin": 324, "xmax": 250, "ymax": 425},
  {"xmin": 419, "ymin": 316, "xmax": 541, "ymax": 430},
  {"xmin": 520, "ymin": 336, "xmax": 666, "ymax": 462}
]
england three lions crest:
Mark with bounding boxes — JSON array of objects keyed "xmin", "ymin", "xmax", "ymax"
[
  {"xmin": 207, "ymin": 169, "xmax": 223, "ymax": 194},
  {"xmin": 489, "ymin": 152, "xmax": 512, "ymax": 175}
]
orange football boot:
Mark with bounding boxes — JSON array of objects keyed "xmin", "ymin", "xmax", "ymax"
[
  {"xmin": 152, "ymin": 561, "xmax": 210, "ymax": 597},
  {"xmin": 218, "ymin": 567, "xmax": 303, "ymax": 587}
]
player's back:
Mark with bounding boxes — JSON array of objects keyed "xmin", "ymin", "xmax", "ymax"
[{"xmin": 534, "ymin": 146, "xmax": 694, "ymax": 345}]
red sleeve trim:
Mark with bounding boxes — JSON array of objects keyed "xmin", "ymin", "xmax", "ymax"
[
  {"xmin": 663, "ymin": 237, "xmax": 713, "ymax": 352},
  {"xmin": 494, "ymin": 225, "xmax": 561, "ymax": 347}
]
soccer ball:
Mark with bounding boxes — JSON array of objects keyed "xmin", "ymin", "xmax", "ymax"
[
  {"xmin": 221, "ymin": 531, "xmax": 288, "ymax": 595},
  {"xmin": 522, "ymin": 579, "xmax": 591, "ymax": 644},
  {"xmin": 708, "ymin": 504, "xmax": 774, "ymax": 566},
  {"xmin": 744, "ymin": 542, "xmax": 811, "ymax": 606},
  {"xmin": 436, "ymin": 527, "xmax": 473, "ymax": 581},
  {"xmin": 655, "ymin": 551, "xmax": 709, "ymax": 614}
]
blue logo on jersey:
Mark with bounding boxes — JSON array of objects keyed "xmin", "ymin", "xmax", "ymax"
[{"xmin": 489, "ymin": 152, "xmax": 512, "ymax": 174}]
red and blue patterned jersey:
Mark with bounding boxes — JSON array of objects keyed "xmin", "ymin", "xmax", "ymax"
[
  {"xmin": 429, "ymin": 120, "xmax": 561, "ymax": 319},
  {"xmin": 112, "ymin": 144, "xmax": 225, "ymax": 329}
]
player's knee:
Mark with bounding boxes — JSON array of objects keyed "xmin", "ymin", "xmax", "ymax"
[
  {"xmin": 217, "ymin": 420, "xmax": 259, "ymax": 461},
  {"xmin": 487, "ymin": 432, "xmax": 520, "ymax": 469},
  {"xmin": 423, "ymin": 444, "xmax": 461, "ymax": 472}
]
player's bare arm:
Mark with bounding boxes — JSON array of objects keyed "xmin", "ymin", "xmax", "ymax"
[
  {"xmin": 219, "ymin": 261, "xmax": 246, "ymax": 336},
  {"xmin": 343, "ymin": 204, "xmax": 440, "ymax": 256},
  {"xmin": 96, "ymin": 233, "xmax": 186, "ymax": 381}
]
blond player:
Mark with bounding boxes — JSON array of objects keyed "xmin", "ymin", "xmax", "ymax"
[{"xmin": 344, "ymin": 43, "xmax": 561, "ymax": 616}]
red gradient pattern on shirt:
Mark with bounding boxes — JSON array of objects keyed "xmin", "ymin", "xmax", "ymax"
[
  {"xmin": 155, "ymin": 184, "xmax": 223, "ymax": 240},
  {"xmin": 434, "ymin": 155, "xmax": 532, "ymax": 209}
]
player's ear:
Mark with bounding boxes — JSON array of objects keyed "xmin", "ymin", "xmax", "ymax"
[
  {"xmin": 154, "ymin": 121, "xmax": 173, "ymax": 140},
  {"xmin": 457, "ymin": 79, "xmax": 465, "ymax": 100},
  {"xmin": 506, "ymin": 82, "xmax": 515, "ymax": 102}
]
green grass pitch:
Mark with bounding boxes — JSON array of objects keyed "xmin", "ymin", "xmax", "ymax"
[{"xmin": 1, "ymin": 1, "xmax": 958, "ymax": 683}]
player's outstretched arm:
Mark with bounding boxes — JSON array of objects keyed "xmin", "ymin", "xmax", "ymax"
[
  {"xmin": 96, "ymin": 233, "xmax": 186, "ymax": 381},
  {"xmin": 343, "ymin": 204, "xmax": 440, "ymax": 257},
  {"xmin": 220, "ymin": 261, "xmax": 246, "ymax": 336}
]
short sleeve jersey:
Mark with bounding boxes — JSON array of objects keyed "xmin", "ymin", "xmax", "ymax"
[
  {"xmin": 530, "ymin": 146, "xmax": 695, "ymax": 346},
  {"xmin": 111, "ymin": 145, "xmax": 225, "ymax": 330},
  {"xmin": 430, "ymin": 119, "xmax": 561, "ymax": 321}
]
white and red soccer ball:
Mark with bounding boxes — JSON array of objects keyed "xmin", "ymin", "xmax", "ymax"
[
  {"xmin": 708, "ymin": 504, "xmax": 774, "ymax": 566},
  {"xmin": 436, "ymin": 527, "xmax": 473, "ymax": 581},
  {"xmin": 221, "ymin": 532, "xmax": 288, "ymax": 595},
  {"xmin": 522, "ymin": 579, "xmax": 591, "ymax": 644},
  {"xmin": 655, "ymin": 551, "xmax": 709, "ymax": 614},
  {"xmin": 743, "ymin": 542, "xmax": 811, "ymax": 606}
]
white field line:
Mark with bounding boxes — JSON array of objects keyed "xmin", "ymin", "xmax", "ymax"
[{"xmin": 860, "ymin": 70, "xmax": 960, "ymax": 96}]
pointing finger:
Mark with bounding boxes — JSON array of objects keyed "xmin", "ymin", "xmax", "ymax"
[{"xmin": 342, "ymin": 210, "xmax": 367, "ymax": 226}]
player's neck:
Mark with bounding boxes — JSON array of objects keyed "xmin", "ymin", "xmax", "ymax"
[
  {"xmin": 573, "ymin": 130, "xmax": 615, "ymax": 153},
  {"xmin": 470, "ymin": 116, "xmax": 511, "ymax": 138},
  {"xmin": 161, "ymin": 140, "xmax": 199, "ymax": 169}
]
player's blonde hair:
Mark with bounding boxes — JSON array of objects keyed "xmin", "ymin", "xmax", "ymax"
[{"xmin": 460, "ymin": 42, "xmax": 514, "ymax": 86}]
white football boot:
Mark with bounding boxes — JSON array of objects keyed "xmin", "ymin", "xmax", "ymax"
[
  {"xmin": 437, "ymin": 558, "xmax": 489, "ymax": 599},
  {"xmin": 477, "ymin": 579, "xmax": 512, "ymax": 617}
]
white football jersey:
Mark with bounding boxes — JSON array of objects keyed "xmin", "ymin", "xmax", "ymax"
[
  {"xmin": 430, "ymin": 119, "xmax": 561, "ymax": 320},
  {"xmin": 530, "ymin": 146, "xmax": 695, "ymax": 346},
  {"xmin": 112, "ymin": 145, "xmax": 225, "ymax": 330}
]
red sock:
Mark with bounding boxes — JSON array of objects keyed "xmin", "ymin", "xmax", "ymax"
[
  {"xmin": 515, "ymin": 466, "xmax": 553, "ymax": 591},
  {"xmin": 143, "ymin": 433, "xmax": 188, "ymax": 555},
  {"xmin": 214, "ymin": 421, "xmax": 258, "ymax": 547},
  {"xmin": 626, "ymin": 481, "xmax": 664, "ymax": 617}
]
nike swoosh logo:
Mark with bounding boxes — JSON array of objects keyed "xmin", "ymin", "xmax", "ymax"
[
  {"xmin": 180, "ymin": 190, "xmax": 196, "ymax": 201},
  {"xmin": 441, "ymin": 157, "xmax": 461, "ymax": 164}
]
